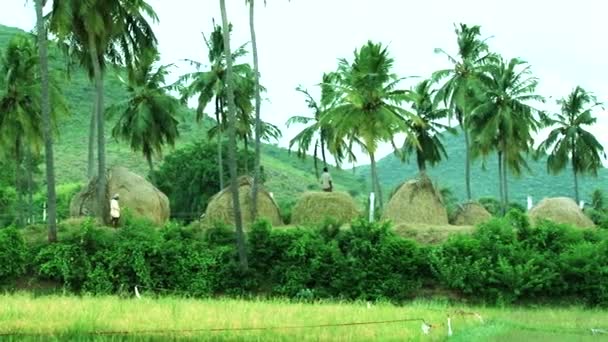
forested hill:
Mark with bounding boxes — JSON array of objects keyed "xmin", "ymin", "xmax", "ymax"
[
  {"xmin": 353, "ymin": 129, "xmax": 608, "ymax": 205},
  {"xmin": 0, "ymin": 24, "xmax": 367, "ymax": 205}
]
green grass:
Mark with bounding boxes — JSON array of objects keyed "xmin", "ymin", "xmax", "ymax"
[
  {"xmin": 0, "ymin": 24, "xmax": 366, "ymax": 208},
  {"xmin": 355, "ymin": 129, "xmax": 608, "ymax": 206},
  {"xmin": 0, "ymin": 294, "xmax": 606, "ymax": 341}
]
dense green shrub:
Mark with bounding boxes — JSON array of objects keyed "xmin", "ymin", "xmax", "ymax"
[{"xmin": 0, "ymin": 227, "xmax": 28, "ymax": 282}]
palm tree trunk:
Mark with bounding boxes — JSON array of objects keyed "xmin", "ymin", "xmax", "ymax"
[
  {"xmin": 87, "ymin": 106, "xmax": 96, "ymax": 179},
  {"xmin": 36, "ymin": 0, "xmax": 57, "ymax": 240},
  {"xmin": 220, "ymin": 0, "xmax": 248, "ymax": 270},
  {"xmin": 416, "ymin": 150, "xmax": 426, "ymax": 174},
  {"xmin": 88, "ymin": 31, "xmax": 107, "ymax": 224},
  {"xmin": 572, "ymin": 157, "xmax": 580, "ymax": 204},
  {"xmin": 313, "ymin": 142, "xmax": 319, "ymax": 179},
  {"xmin": 463, "ymin": 127, "xmax": 472, "ymax": 200},
  {"xmin": 320, "ymin": 136, "xmax": 328, "ymax": 168},
  {"xmin": 26, "ymin": 151, "xmax": 34, "ymax": 224},
  {"xmin": 243, "ymin": 136, "xmax": 249, "ymax": 175},
  {"xmin": 497, "ymin": 151, "xmax": 504, "ymax": 215},
  {"xmin": 147, "ymin": 155, "xmax": 155, "ymax": 184},
  {"xmin": 503, "ymin": 151, "xmax": 509, "ymax": 212},
  {"xmin": 249, "ymin": 0, "xmax": 263, "ymax": 221},
  {"xmin": 370, "ymin": 152, "xmax": 383, "ymax": 209},
  {"xmin": 15, "ymin": 139, "xmax": 23, "ymax": 226},
  {"xmin": 215, "ymin": 97, "xmax": 225, "ymax": 189}
]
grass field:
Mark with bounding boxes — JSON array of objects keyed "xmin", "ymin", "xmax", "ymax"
[{"xmin": 0, "ymin": 294, "xmax": 606, "ymax": 341}]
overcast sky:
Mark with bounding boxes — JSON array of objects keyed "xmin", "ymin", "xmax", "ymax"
[{"xmin": 2, "ymin": 0, "xmax": 607, "ymax": 166}]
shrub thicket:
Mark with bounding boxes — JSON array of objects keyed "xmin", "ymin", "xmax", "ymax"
[{"xmin": 1, "ymin": 213, "xmax": 607, "ymax": 306}]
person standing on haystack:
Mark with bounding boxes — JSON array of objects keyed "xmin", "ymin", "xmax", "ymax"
[
  {"xmin": 110, "ymin": 194, "xmax": 121, "ymax": 227},
  {"xmin": 320, "ymin": 167, "xmax": 333, "ymax": 192}
]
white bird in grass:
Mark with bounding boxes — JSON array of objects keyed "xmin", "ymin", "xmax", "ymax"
[{"xmin": 134, "ymin": 286, "xmax": 141, "ymax": 299}]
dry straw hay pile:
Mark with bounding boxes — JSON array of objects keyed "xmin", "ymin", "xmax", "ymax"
[
  {"xmin": 70, "ymin": 166, "xmax": 170, "ymax": 225},
  {"xmin": 202, "ymin": 176, "xmax": 283, "ymax": 227},
  {"xmin": 291, "ymin": 191, "xmax": 360, "ymax": 226},
  {"xmin": 451, "ymin": 202, "xmax": 492, "ymax": 226},
  {"xmin": 529, "ymin": 197, "xmax": 594, "ymax": 228},
  {"xmin": 382, "ymin": 175, "xmax": 448, "ymax": 225}
]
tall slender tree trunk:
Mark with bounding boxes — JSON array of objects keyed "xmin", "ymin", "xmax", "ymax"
[
  {"xmin": 503, "ymin": 151, "xmax": 509, "ymax": 212},
  {"xmin": 215, "ymin": 97, "xmax": 224, "ymax": 189},
  {"xmin": 320, "ymin": 136, "xmax": 328, "ymax": 167},
  {"xmin": 26, "ymin": 151, "xmax": 34, "ymax": 224},
  {"xmin": 249, "ymin": 0, "xmax": 263, "ymax": 220},
  {"xmin": 14, "ymin": 142, "xmax": 23, "ymax": 227},
  {"xmin": 416, "ymin": 150, "xmax": 426, "ymax": 175},
  {"xmin": 220, "ymin": 0, "xmax": 248, "ymax": 270},
  {"xmin": 370, "ymin": 152, "xmax": 383, "ymax": 209},
  {"xmin": 243, "ymin": 136, "xmax": 249, "ymax": 175},
  {"xmin": 463, "ymin": 126, "xmax": 472, "ymax": 200},
  {"xmin": 87, "ymin": 107, "xmax": 96, "ymax": 179},
  {"xmin": 88, "ymin": 32, "xmax": 107, "ymax": 224},
  {"xmin": 497, "ymin": 151, "xmax": 504, "ymax": 215},
  {"xmin": 572, "ymin": 157, "xmax": 580, "ymax": 204},
  {"xmin": 313, "ymin": 142, "xmax": 319, "ymax": 179},
  {"xmin": 147, "ymin": 155, "xmax": 155, "ymax": 184}
]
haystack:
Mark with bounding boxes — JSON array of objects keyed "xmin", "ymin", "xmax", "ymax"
[
  {"xmin": 451, "ymin": 202, "xmax": 492, "ymax": 226},
  {"xmin": 529, "ymin": 197, "xmax": 594, "ymax": 228},
  {"xmin": 382, "ymin": 175, "xmax": 448, "ymax": 225},
  {"xmin": 202, "ymin": 176, "xmax": 282, "ymax": 227},
  {"xmin": 70, "ymin": 166, "xmax": 170, "ymax": 225},
  {"xmin": 291, "ymin": 191, "xmax": 360, "ymax": 226}
]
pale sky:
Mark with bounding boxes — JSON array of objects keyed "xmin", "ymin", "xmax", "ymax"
[{"xmin": 2, "ymin": 0, "xmax": 607, "ymax": 166}]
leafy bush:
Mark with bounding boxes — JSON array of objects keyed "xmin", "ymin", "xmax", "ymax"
[
  {"xmin": 0, "ymin": 227, "xmax": 28, "ymax": 282},
  {"xmin": 277, "ymin": 199, "xmax": 296, "ymax": 225}
]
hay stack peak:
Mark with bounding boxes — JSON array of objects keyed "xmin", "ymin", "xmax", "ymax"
[
  {"xmin": 529, "ymin": 197, "xmax": 594, "ymax": 228},
  {"xmin": 451, "ymin": 202, "xmax": 492, "ymax": 226},
  {"xmin": 202, "ymin": 176, "xmax": 282, "ymax": 227},
  {"xmin": 291, "ymin": 191, "xmax": 360, "ymax": 226},
  {"xmin": 382, "ymin": 174, "xmax": 448, "ymax": 225},
  {"xmin": 70, "ymin": 166, "xmax": 170, "ymax": 225}
]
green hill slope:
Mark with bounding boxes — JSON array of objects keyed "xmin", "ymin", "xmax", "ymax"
[
  {"xmin": 0, "ymin": 24, "xmax": 366, "ymax": 207},
  {"xmin": 354, "ymin": 130, "xmax": 607, "ymax": 205}
]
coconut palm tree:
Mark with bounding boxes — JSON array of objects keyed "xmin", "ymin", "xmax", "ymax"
[
  {"xmin": 177, "ymin": 22, "xmax": 249, "ymax": 190},
  {"xmin": 0, "ymin": 34, "xmax": 66, "ymax": 227},
  {"xmin": 34, "ymin": 0, "xmax": 58, "ymax": 242},
  {"xmin": 470, "ymin": 58, "xmax": 543, "ymax": 213},
  {"xmin": 287, "ymin": 73, "xmax": 355, "ymax": 178},
  {"xmin": 322, "ymin": 41, "xmax": 418, "ymax": 209},
  {"xmin": 402, "ymin": 79, "xmax": 453, "ymax": 173},
  {"xmin": 108, "ymin": 50, "xmax": 180, "ymax": 177},
  {"xmin": 219, "ymin": 0, "xmax": 248, "ymax": 270},
  {"xmin": 433, "ymin": 23, "xmax": 497, "ymax": 200},
  {"xmin": 48, "ymin": 0, "xmax": 158, "ymax": 223},
  {"xmin": 538, "ymin": 86, "xmax": 605, "ymax": 203}
]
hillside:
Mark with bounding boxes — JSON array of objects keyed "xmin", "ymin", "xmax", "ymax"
[
  {"xmin": 354, "ymin": 129, "xmax": 608, "ymax": 205},
  {"xmin": 0, "ymin": 24, "xmax": 367, "ymax": 207}
]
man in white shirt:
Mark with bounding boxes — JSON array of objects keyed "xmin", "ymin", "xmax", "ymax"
[
  {"xmin": 320, "ymin": 167, "xmax": 333, "ymax": 192},
  {"xmin": 110, "ymin": 194, "xmax": 121, "ymax": 227}
]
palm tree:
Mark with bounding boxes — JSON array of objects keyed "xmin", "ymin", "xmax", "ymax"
[
  {"xmin": 108, "ymin": 50, "xmax": 180, "ymax": 177},
  {"xmin": 434, "ymin": 23, "xmax": 497, "ymax": 200},
  {"xmin": 177, "ymin": 22, "xmax": 249, "ymax": 190},
  {"xmin": 287, "ymin": 73, "xmax": 354, "ymax": 178},
  {"xmin": 538, "ymin": 86, "xmax": 605, "ymax": 203},
  {"xmin": 402, "ymin": 79, "xmax": 453, "ymax": 173},
  {"xmin": 34, "ymin": 0, "xmax": 58, "ymax": 242},
  {"xmin": 322, "ymin": 41, "xmax": 417, "ymax": 209},
  {"xmin": 48, "ymin": 0, "xmax": 158, "ymax": 223},
  {"xmin": 470, "ymin": 58, "xmax": 543, "ymax": 213},
  {"xmin": 219, "ymin": 0, "xmax": 248, "ymax": 270},
  {"xmin": 0, "ymin": 34, "xmax": 65, "ymax": 227}
]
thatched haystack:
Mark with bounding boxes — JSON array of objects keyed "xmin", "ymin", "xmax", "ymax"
[
  {"xmin": 451, "ymin": 202, "xmax": 492, "ymax": 226},
  {"xmin": 202, "ymin": 176, "xmax": 282, "ymax": 227},
  {"xmin": 382, "ymin": 175, "xmax": 448, "ymax": 225},
  {"xmin": 529, "ymin": 197, "xmax": 594, "ymax": 228},
  {"xmin": 291, "ymin": 191, "xmax": 360, "ymax": 226},
  {"xmin": 70, "ymin": 166, "xmax": 170, "ymax": 225}
]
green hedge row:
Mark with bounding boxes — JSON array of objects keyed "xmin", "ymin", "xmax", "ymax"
[{"xmin": 1, "ymin": 212, "xmax": 607, "ymax": 306}]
